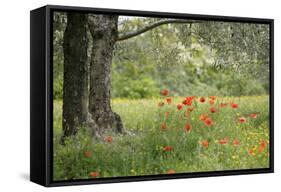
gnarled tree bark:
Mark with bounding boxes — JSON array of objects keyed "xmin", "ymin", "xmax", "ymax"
[
  {"xmin": 88, "ymin": 14, "xmax": 124, "ymax": 135},
  {"xmin": 62, "ymin": 13, "xmax": 89, "ymax": 138}
]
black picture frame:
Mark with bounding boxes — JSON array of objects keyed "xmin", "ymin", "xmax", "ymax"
[{"xmin": 30, "ymin": 4, "xmax": 274, "ymax": 187}]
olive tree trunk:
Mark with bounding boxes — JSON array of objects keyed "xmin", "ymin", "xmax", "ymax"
[
  {"xmin": 88, "ymin": 15, "xmax": 124, "ymax": 135},
  {"xmin": 62, "ymin": 13, "xmax": 89, "ymax": 138}
]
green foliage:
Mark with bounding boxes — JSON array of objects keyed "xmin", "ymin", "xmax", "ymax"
[
  {"xmin": 112, "ymin": 17, "xmax": 269, "ymax": 98},
  {"xmin": 220, "ymin": 73, "xmax": 266, "ymax": 96},
  {"xmin": 53, "ymin": 12, "xmax": 66, "ymax": 99},
  {"xmin": 112, "ymin": 75, "xmax": 159, "ymax": 99},
  {"xmin": 53, "ymin": 75, "xmax": 63, "ymax": 99},
  {"xmin": 111, "ymin": 52, "xmax": 268, "ymax": 98},
  {"xmin": 53, "ymin": 14, "xmax": 269, "ymax": 99},
  {"xmin": 53, "ymin": 129, "xmax": 94, "ymax": 180}
]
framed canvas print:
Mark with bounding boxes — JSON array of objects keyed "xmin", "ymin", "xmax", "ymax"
[{"xmin": 30, "ymin": 5, "xmax": 274, "ymax": 187}]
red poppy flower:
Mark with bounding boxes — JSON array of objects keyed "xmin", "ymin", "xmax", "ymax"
[
  {"xmin": 201, "ymin": 140, "xmax": 209, "ymax": 148},
  {"xmin": 258, "ymin": 146, "xmax": 265, "ymax": 153},
  {"xmin": 167, "ymin": 169, "xmax": 176, "ymax": 174},
  {"xmin": 182, "ymin": 97, "xmax": 193, "ymax": 106},
  {"xmin": 177, "ymin": 104, "xmax": 183, "ymax": 110},
  {"xmin": 165, "ymin": 112, "xmax": 169, "ymax": 117},
  {"xmin": 186, "ymin": 96, "xmax": 194, "ymax": 100},
  {"xmin": 239, "ymin": 117, "xmax": 246, "ymax": 123},
  {"xmin": 210, "ymin": 107, "xmax": 217, "ymax": 113},
  {"xmin": 161, "ymin": 89, "xmax": 169, "ymax": 96},
  {"xmin": 217, "ymin": 140, "xmax": 226, "ymax": 145},
  {"xmin": 209, "ymin": 99, "xmax": 215, "ymax": 105},
  {"xmin": 217, "ymin": 137, "xmax": 229, "ymax": 145},
  {"xmin": 105, "ymin": 136, "xmax": 113, "ymax": 143},
  {"xmin": 186, "ymin": 97, "xmax": 193, "ymax": 106},
  {"xmin": 166, "ymin": 98, "xmax": 172, "ymax": 104},
  {"xmin": 199, "ymin": 97, "xmax": 206, "ymax": 103},
  {"xmin": 89, "ymin": 171, "xmax": 99, "ymax": 178},
  {"xmin": 231, "ymin": 103, "xmax": 238, "ymax": 109},
  {"xmin": 158, "ymin": 102, "xmax": 164, "ymax": 107},
  {"xmin": 233, "ymin": 138, "xmax": 239, "ymax": 146},
  {"xmin": 187, "ymin": 107, "xmax": 194, "ymax": 112},
  {"xmin": 249, "ymin": 113, "xmax": 257, "ymax": 119},
  {"xmin": 184, "ymin": 123, "xmax": 191, "ymax": 132},
  {"xmin": 161, "ymin": 123, "xmax": 166, "ymax": 130},
  {"xmin": 199, "ymin": 114, "xmax": 208, "ymax": 121},
  {"xmin": 204, "ymin": 118, "xmax": 213, "ymax": 127},
  {"xmin": 260, "ymin": 140, "xmax": 267, "ymax": 148},
  {"xmin": 248, "ymin": 148, "xmax": 254, "ymax": 155},
  {"xmin": 187, "ymin": 100, "xmax": 193, "ymax": 106},
  {"xmin": 220, "ymin": 103, "xmax": 227, "ymax": 108},
  {"xmin": 84, "ymin": 151, "xmax": 92, "ymax": 158},
  {"xmin": 184, "ymin": 111, "xmax": 190, "ymax": 118},
  {"xmin": 163, "ymin": 146, "xmax": 173, "ymax": 151},
  {"xmin": 187, "ymin": 96, "xmax": 196, "ymax": 102},
  {"xmin": 258, "ymin": 140, "xmax": 267, "ymax": 153},
  {"xmin": 209, "ymin": 96, "xmax": 216, "ymax": 100}
]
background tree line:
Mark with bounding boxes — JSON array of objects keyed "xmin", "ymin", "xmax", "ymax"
[{"xmin": 53, "ymin": 12, "xmax": 269, "ymax": 100}]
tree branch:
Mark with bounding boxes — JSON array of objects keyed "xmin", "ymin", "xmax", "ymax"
[{"xmin": 117, "ymin": 19, "xmax": 202, "ymax": 41}]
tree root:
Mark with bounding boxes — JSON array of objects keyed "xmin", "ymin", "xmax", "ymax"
[{"xmin": 86, "ymin": 112, "xmax": 127, "ymax": 143}]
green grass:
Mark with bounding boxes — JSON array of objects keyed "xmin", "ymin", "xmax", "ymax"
[{"xmin": 53, "ymin": 95, "xmax": 270, "ymax": 181}]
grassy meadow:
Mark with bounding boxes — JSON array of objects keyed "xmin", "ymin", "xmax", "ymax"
[{"xmin": 53, "ymin": 95, "xmax": 270, "ymax": 181}]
